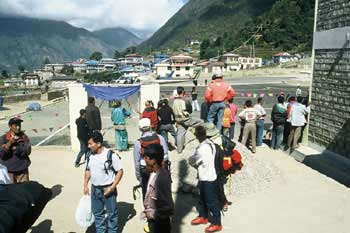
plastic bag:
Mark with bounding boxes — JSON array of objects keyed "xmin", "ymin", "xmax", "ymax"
[
  {"xmin": 0, "ymin": 164, "xmax": 11, "ymax": 184},
  {"xmin": 75, "ymin": 195, "xmax": 95, "ymax": 227}
]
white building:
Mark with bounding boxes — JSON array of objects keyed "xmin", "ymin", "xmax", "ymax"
[
  {"xmin": 85, "ymin": 60, "xmax": 105, "ymax": 74},
  {"xmin": 155, "ymin": 54, "xmax": 195, "ymax": 78},
  {"xmin": 4, "ymin": 79, "xmax": 24, "ymax": 87},
  {"xmin": 238, "ymin": 57, "xmax": 263, "ymax": 69},
  {"xmin": 51, "ymin": 76, "xmax": 77, "ymax": 88},
  {"xmin": 44, "ymin": 64, "xmax": 64, "ymax": 73},
  {"xmin": 272, "ymin": 52, "xmax": 297, "ymax": 64},
  {"xmin": 24, "ymin": 74, "xmax": 40, "ymax": 86},
  {"xmin": 221, "ymin": 53, "xmax": 241, "ymax": 71},
  {"xmin": 117, "ymin": 54, "xmax": 144, "ymax": 66},
  {"xmin": 34, "ymin": 69, "xmax": 54, "ymax": 83}
]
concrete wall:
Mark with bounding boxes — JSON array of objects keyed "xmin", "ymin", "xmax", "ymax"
[
  {"xmin": 47, "ymin": 89, "xmax": 67, "ymax": 101},
  {"xmin": 4, "ymin": 93, "xmax": 41, "ymax": 104},
  {"xmin": 309, "ymin": 0, "xmax": 350, "ymax": 158}
]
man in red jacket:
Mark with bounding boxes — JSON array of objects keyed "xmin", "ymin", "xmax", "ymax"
[{"xmin": 205, "ymin": 71, "xmax": 235, "ymax": 132}]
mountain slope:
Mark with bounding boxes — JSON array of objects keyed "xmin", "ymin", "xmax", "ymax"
[
  {"xmin": 139, "ymin": 0, "xmax": 314, "ymax": 53},
  {"xmin": 139, "ymin": 0, "xmax": 278, "ymax": 50},
  {"xmin": 93, "ymin": 27, "xmax": 142, "ymax": 50},
  {"xmin": 0, "ymin": 17, "xmax": 114, "ymax": 72}
]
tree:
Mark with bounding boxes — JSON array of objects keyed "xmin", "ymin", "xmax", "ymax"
[
  {"xmin": 18, "ymin": 65, "xmax": 26, "ymax": 73},
  {"xmin": 1, "ymin": 70, "xmax": 9, "ymax": 78},
  {"xmin": 113, "ymin": 50, "xmax": 122, "ymax": 59},
  {"xmin": 61, "ymin": 65, "xmax": 74, "ymax": 75},
  {"xmin": 200, "ymin": 38, "xmax": 211, "ymax": 59},
  {"xmin": 89, "ymin": 51, "xmax": 103, "ymax": 61},
  {"xmin": 44, "ymin": 57, "xmax": 51, "ymax": 65}
]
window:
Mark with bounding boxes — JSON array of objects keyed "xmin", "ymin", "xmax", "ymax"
[
  {"xmin": 167, "ymin": 66, "xmax": 172, "ymax": 71},
  {"xmin": 255, "ymin": 59, "xmax": 260, "ymax": 63},
  {"xmin": 176, "ymin": 67, "xmax": 180, "ymax": 70},
  {"xmin": 243, "ymin": 59, "xmax": 247, "ymax": 63},
  {"xmin": 185, "ymin": 67, "xmax": 190, "ymax": 71}
]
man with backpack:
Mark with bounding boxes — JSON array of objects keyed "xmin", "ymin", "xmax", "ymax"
[
  {"xmin": 83, "ymin": 131, "xmax": 124, "ymax": 233},
  {"xmin": 189, "ymin": 126, "xmax": 222, "ymax": 233},
  {"xmin": 133, "ymin": 118, "xmax": 169, "ymax": 199},
  {"xmin": 203, "ymin": 123, "xmax": 243, "ymax": 212}
]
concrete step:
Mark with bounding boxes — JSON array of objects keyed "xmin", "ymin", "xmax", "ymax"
[{"xmin": 290, "ymin": 145, "xmax": 350, "ymax": 187}]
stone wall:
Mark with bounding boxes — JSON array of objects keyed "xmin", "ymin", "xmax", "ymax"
[
  {"xmin": 317, "ymin": 0, "xmax": 350, "ymax": 31},
  {"xmin": 309, "ymin": 0, "xmax": 350, "ymax": 158}
]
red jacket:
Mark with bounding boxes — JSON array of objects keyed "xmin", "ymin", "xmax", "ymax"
[
  {"xmin": 205, "ymin": 79, "xmax": 235, "ymax": 103},
  {"xmin": 142, "ymin": 107, "xmax": 158, "ymax": 128}
]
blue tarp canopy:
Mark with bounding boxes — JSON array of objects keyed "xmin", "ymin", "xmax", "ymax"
[{"xmin": 83, "ymin": 84, "xmax": 140, "ymax": 101}]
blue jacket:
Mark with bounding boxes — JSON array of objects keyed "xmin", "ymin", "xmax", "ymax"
[{"xmin": 111, "ymin": 107, "xmax": 131, "ymax": 125}]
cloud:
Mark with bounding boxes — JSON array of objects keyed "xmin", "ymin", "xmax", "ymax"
[{"xmin": 0, "ymin": 0, "xmax": 185, "ymax": 31}]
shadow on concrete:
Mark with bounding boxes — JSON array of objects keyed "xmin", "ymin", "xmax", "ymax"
[
  {"xmin": 29, "ymin": 219, "xmax": 54, "ymax": 233},
  {"xmin": 172, "ymin": 159, "xmax": 198, "ymax": 233},
  {"xmin": 50, "ymin": 184, "xmax": 63, "ymax": 200},
  {"xmin": 85, "ymin": 201, "xmax": 136, "ymax": 233}
]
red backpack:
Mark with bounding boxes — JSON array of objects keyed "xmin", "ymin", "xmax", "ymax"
[{"xmin": 139, "ymin": 133, "xmax": 161, "ymax": 157}]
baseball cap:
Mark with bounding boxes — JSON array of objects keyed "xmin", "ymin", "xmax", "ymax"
[
  {"xmin": 8, "ymin": 117, "xmax": 23, "ymax": 126},
  {"xmin": 139, "ymin": 118, "xmax": 151, "ymax": 130},
  {"xmin": 213, "ymin": 70, "xmax": 223, "ymax": 78}
]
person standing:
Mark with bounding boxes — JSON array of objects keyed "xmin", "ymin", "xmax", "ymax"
[
  {"xmin": 84, "ymin": 131, "xmax": 124, "ymax": 233},
  {"xmin": 287, "ymin": 96, "xmax": 310, "ymax": 151},
  {"xmin": 143, "ymin": 144, "xmax": 174, "ymax": 233},
  {"xmin": 133, "ymin": 118, "xmax": 169, "ymax": 199},
  {"xmin": 191, "ymin": 86, "xmax": 200, "ymax": 111},
  {"xmin": 157, "ymin": 99, "xmax": 177, "ymax": 145},
  {"xmin": 254, "ymin": 97, "xmax": 266, "ymax": 147},
  {"xmin": 75, "ymin": 109, "xmax": 89, "ymax": 167},
  {"xmin": 85, "ymin": 97, "xmax": 102, "ymax": 133},
  {"xmin": 0, "ymin": 118, "xmax": 31, "ymax": 183},
  {"xmin": 173, "ymin": 86, "xmax": 203, "ymax": 153},
  {"xmin": 296, "ymin": 84, "xmax": 302, "ymax": 97},
  {"xmin": 228, "ymin": 98, "xmax": 238, "ymax": 140},
  {"xmin": 142, "ymin": 100, "xmax": 158, "ymax": 131},
  {"xmin": 271, "ymin": 96, "xmax": 287, "ymax": 150},
  {"xmin": 283, "ymin": 96, "xmax": 296, "ymax": 147},
  {"xmin": 111, "ymin": 100, "xmax": 131, "ymax": 152},
  {"xmin": 239, "ymin": 100, "xmax": 261, "ymax": 153},
  {"xmin": 205, "ymin": 71, "xmax": 235, "ymax": 132},
  {"xmin": 189, "ymin": 126, "xmax": 222, "ymax": 233},
  {"xmin": 221, "ymin": 100, "xmax": 231, "ymax": 137}
]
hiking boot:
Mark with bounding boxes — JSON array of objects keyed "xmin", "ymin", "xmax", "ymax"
[
  {"xmin": 191, "ymin": 217, "xmax": 208, "ymax": 225},
  {"xmin": 205, "ymin": 224, "xmax": 222, "ymax": 232}
]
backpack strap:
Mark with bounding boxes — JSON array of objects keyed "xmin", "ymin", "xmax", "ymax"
[
  {"xmin": 104, "ymin": 150, "xmax": 120, "ymax": 175},
  {"xmin": 85, "ymin": 150, "xmax": 92, "ymax": 171}
]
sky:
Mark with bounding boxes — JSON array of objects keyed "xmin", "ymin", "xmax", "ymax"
[{"xmin": 0, "ymin": 0, "xmax": 188, "ymax": 31}]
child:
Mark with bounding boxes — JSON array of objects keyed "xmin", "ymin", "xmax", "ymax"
[
  {"xmin": 228, "ymin": 98, "xmax": 238, "ymax": 140},
  {"xmin": 221, "ymin": 100, "xmax": 232, "ymax": 137}
]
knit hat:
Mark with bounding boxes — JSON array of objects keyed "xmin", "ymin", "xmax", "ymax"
[{"xmin": 203, "ymin": 122, "xmax": 220, "ymax": 137}]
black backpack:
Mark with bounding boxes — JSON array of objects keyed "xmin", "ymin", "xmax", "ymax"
[
  {"xmin": 86, "ymin": 149, "xmax": 120, "ymax": 175},
  {"xmin": 209, "ymin": 136, "xmax": 237, "ymax": 178}
]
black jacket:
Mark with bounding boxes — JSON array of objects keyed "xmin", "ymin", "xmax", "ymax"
[
  {"xmin": 155, "ymin": 168, "xmax": 174, "ymax": 219},
  {"xmin": 76, "ymin": 117, "xmax": 89, "ymax": 142},
  {"xmin": 85, "ymin": 104, "xmax": 102, "ymax": 131},
  {"xmin": 271, "ymin": 104, "xmax": 287, "ymax": 126},
  {"xmin": 157, "ymin": 106, "xmax": 175, "ymax": 125}
]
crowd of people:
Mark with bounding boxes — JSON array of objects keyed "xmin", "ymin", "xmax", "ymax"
[{"xmin": 0, "ymin": 72, "xmax": 310, "ymax": 233}]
